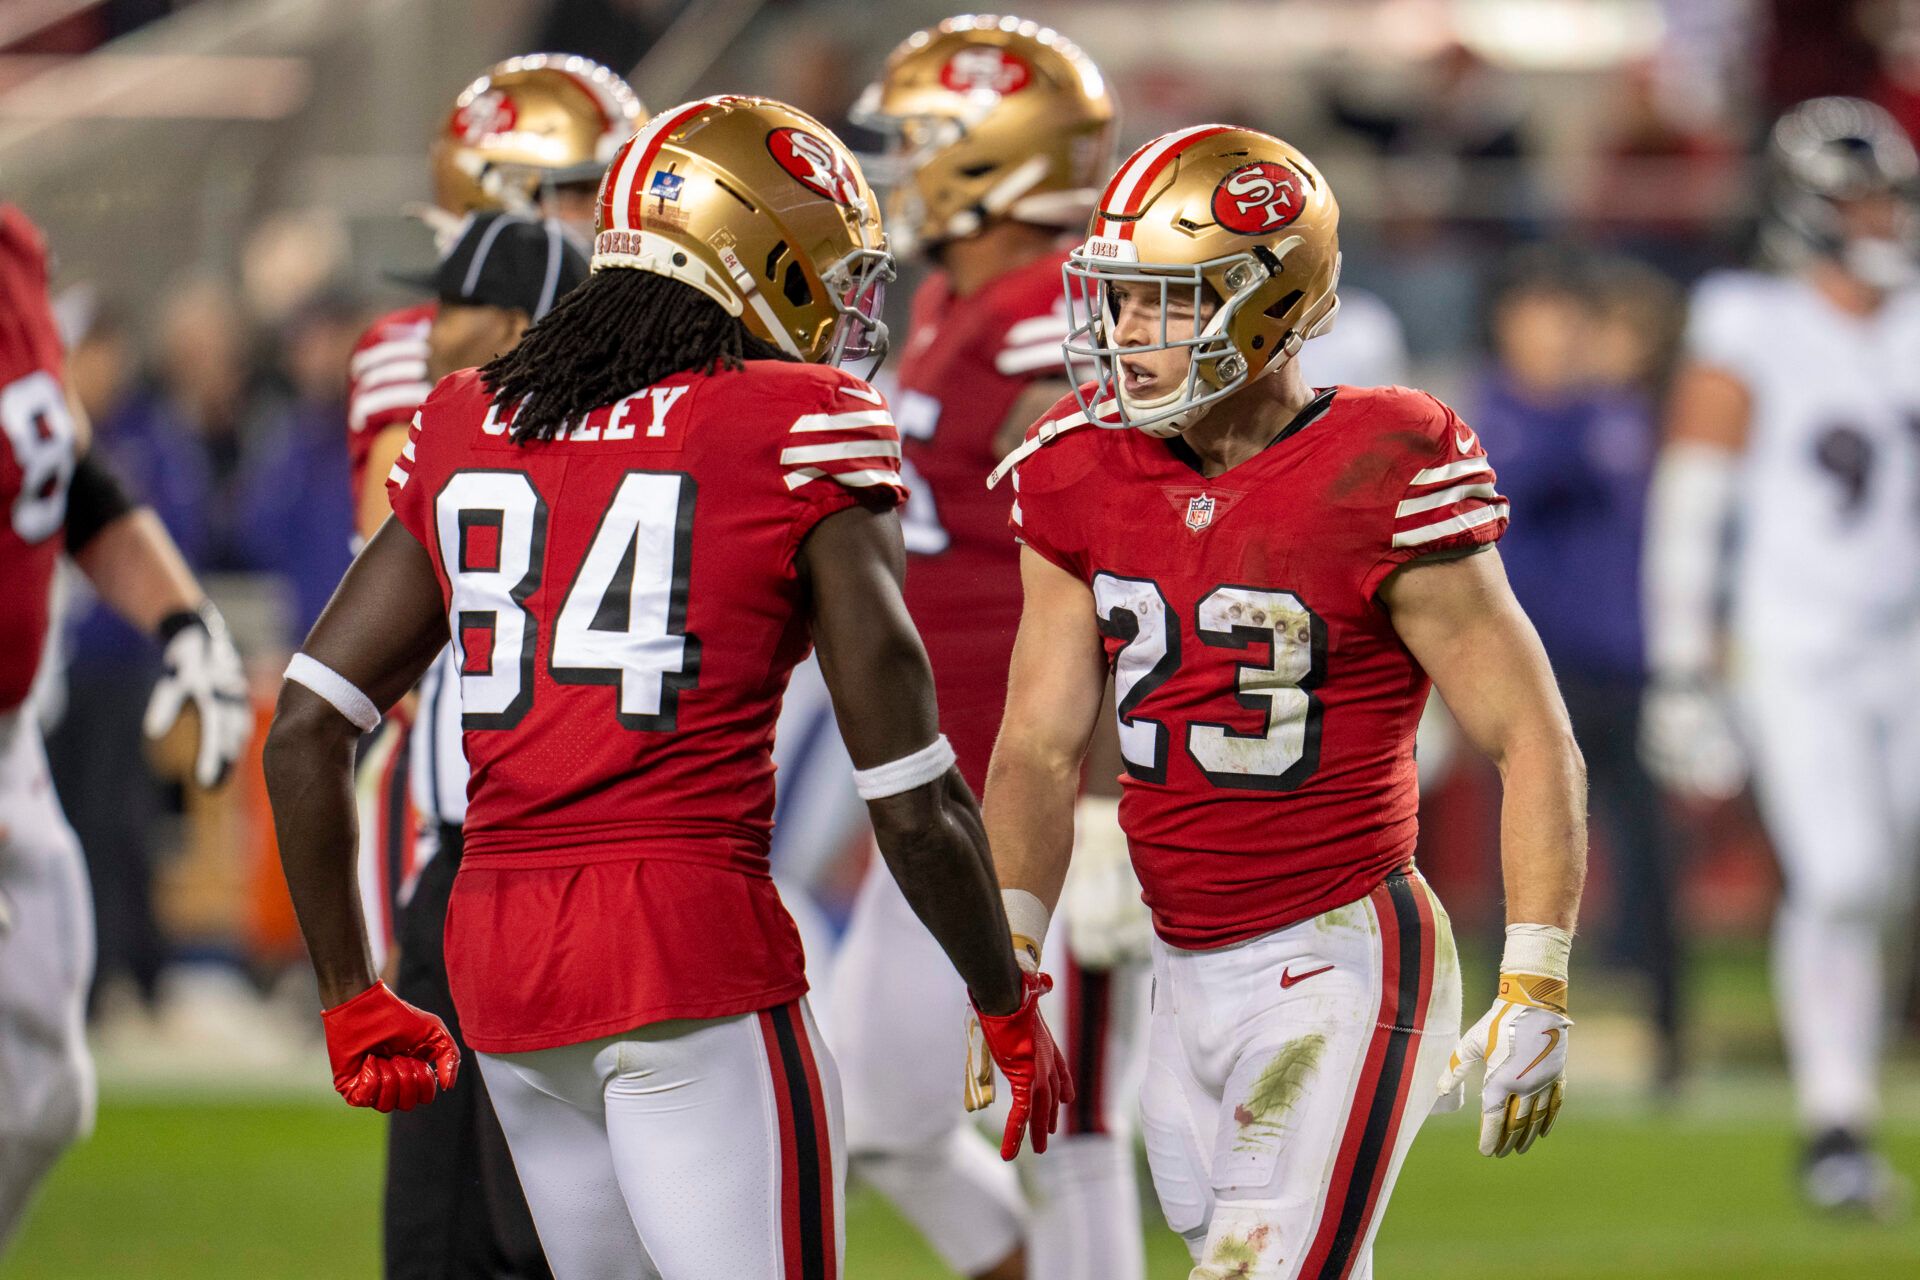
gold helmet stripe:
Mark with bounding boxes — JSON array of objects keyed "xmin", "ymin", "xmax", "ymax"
[{"xmin": 1096, "ymin": 123, "xmax": 1232, "ymax": 240}]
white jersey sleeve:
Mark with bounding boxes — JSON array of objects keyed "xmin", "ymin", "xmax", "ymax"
[{"xmin": 1681, "ymin": 271, "xmax": 1780, "ymax": 384}]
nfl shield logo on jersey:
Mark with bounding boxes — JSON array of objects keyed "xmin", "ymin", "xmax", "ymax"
[{"xmin": 1185, "ymin": 494, "xmax": 1216, "ymax": 532}]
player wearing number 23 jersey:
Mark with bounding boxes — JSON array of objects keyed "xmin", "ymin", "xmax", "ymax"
[
  {"xmin": 986, "ymin": 125, "xmax": 1586, "ymax": 1280},
  {"xmin": 1011, "ymin": 381, "xmax": 1504, "ymax": 946}
]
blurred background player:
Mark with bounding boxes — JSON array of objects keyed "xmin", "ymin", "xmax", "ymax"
[
  {"xmin": 0, "ymin": 200, "xmax": 249, "ymax": 1255},
  {"xmin": 265, "ymin": 96, "xmax": 1060, "ymax": 1278},
  {"xmin": 986, "ymin": 122, "xmax": 1585, "ymax": 1278},
  {"xmin": 834, "ymin": 18, "xmax": 1149, "ymax": 1280},
  {"xmin": 1642, "ymin": 95, "xmax": 1920, "ymax": 1214},
  {"xmin": 343, "ymin": 53, "xmax": 640, "ymax": 1280}
]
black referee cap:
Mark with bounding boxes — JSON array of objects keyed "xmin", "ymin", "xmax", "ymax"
[{"xmin": 391, "ymin": 211, "xmax": 587, "ymax": 320}]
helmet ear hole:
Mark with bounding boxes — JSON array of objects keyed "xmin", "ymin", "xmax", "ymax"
[
  {"xmin": 782, "ymin": 261, "xmax": 814, "ymax": 307},
  {"xmin": 1263, "ymin": 288, "xmax": 1303, "ymax": 321}
]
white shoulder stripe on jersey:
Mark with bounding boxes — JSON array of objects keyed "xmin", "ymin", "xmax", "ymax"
[
  {"xmin": 356, "ymin": 358, "xmax": 429, "ymax": 392},
  {"xmin": 1004, "ymin": 313, "xmax": 1070, "ymax": 346},
  {"xmin": 401, "ymin": 439, "xmax": 417, "ymax": 462},
  {"xmin": 388, "ymin": 462, "xmax": 410, "ymax": 489},
  {"xmin": 995, "ymin": 344, "xmax": 1069, "ymax": 376},
  {"xmin": 790, "ymin": 408, "xmax": 894, "ymax": 434},
  {"xmin": 1010, "ymin": 499, "xmax": 1023, "ymax": 526},
  {"xmin": 352, "ymin": 383, "xmax": 433, "ymax": 432},
  {"xmin": 349, "ymin": 336, "xmax": 430, "ymax": 378},
  {"xmin": 780, "ymin": 439, "xmax": 902, "ymax": 465},
  {"xmin": 1391, "ymin": 501, "xmax": 1508, "ymax": 547},
  {"xmin": 783, "ymin": 466, "xmax": 902, "ymax": 491},
  {"xmin": 1395, "ymin": 481, "xmax": 1499, "ymax": 519},
  {"xmin": 1409, "ymin": 457, "xmax": 1493, "ymax": 487}
]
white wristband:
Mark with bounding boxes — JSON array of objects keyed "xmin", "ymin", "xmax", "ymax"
[
  {"xmin": 1501, "ymin": 923, "xmax": 1572, "ymax": 982},
  {"xmin": 851, "ymin": 735, "xmax": 956, "ymax": 800},
  {"xmin": 284, "ymin": 653, "xmax": 381, "ymax": 734},
  {"xmin": 1002, "ymin": 888, "xmax": 1050, "ymax": 975}
]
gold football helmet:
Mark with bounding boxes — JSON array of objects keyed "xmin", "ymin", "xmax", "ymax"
[
  {"xmin": 1061, "ymin": 124, "xmax": 1340, "ymax": 437},
  {"xmin": 592, "ymin": 96, "xmax": 893, "ymax": 366},
  {"xmin": 432, "ymin": 54, "xmax": 645, "ymax": 215},
  {"xmin": 852, "ymin": 14, "xmax": 1115, "ymax": 254}
]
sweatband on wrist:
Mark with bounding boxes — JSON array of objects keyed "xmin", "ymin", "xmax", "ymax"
[
  {"xmin": 1501, "ymin": 923, "xmax": 1572, "ymax": 982},
  {"xmin": 285, "ymin": 653, "xmax": 381, "ymax": 733},
  {"xmin": 851, "ymin": 734, "xmax": 956, "ymax": 800},
  {"xmin": 1002, "ymin": 888, "xmax": 1051, "ymax": 974}
]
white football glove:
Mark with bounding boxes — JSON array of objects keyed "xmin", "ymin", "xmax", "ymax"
[
  {"xmin": 144, "ymin": 603, "xmax": 252, "ymax": 790},
  {"xmin": 1639, "ymin": 678, "xmax": 1745, "ymax": 802},
  {"xmin": 1437, "ymin": 925, "xmax": 1571, "ymax": 1157},
  {"xmin": 1060, "ymin": 796, "xmax": 1152, "ymax": 971}
]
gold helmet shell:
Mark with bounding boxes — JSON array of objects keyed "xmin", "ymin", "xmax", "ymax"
[
  {"xmin": 432, "ymin": 54, "xmax": 645, "ymax": 215},
  {"xmin": 852, "ymin": 14, "xmax": 1115, "ymax": 254},
  {"xmin": 592, "ymin": 96, "xmax": 893, "ymax": 365},
  {"xmin": 1062, "ymin": 124, "xmax": 1340, "ymax": 437}
]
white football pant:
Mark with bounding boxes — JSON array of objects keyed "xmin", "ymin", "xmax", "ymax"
[
  {"xmin": 1734, "ymin": 629, "xmax": 1920, "ymax": 1133},
  {"xmin": 1140, "ymin": 872, "xmax": 1460, "ymax": 1280},
  {"xmin": 0, "ymin": 711, "xmax": 96, "ymax": 1256},
  {"xmin": 827, "ymin": 852, "xmax": 1150, "ymax": 1279},
  {"xmin": 479, "ymin": 1000, "xmax": 843, "ymax": 1280}
]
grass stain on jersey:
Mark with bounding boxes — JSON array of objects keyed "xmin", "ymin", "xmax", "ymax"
[
  {"xmin": 1231, "ymin": 1033, "xmax": 1326, "ymax": 1151},
  {"xmin": 1196, "ymin": 1223, "xmax": 1274, "ymax": 1280}
]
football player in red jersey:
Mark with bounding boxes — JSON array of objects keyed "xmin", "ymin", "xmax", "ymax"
[
  {"xmin": 0, "ymin": 202, "xmax": 249, "ymax": 1255},
  {"xmin": 344, "ymin": 55, "xmax": 642, "ymax": 1280},
  {"xmin": 265, "ymin": 98, "xmax": 1066, "ymax": 1279},
  {"xmin": 829, "ymin": 18, "xmax": 1147, "ymax": 1280},
  {"xmin": 984, "ymin": 127, "xmax": 1588, "ymax": 1278}
]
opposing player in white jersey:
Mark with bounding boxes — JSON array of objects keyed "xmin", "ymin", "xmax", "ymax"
[
  {"xmin": 1642, "ymin": 96, "xmax": 1920, "ymax": 1213},
  {"xmin": 0, "ymin": 201, "xmax": 248, "ymax": 1256},
  {"xmin": 829, "ymin": 19, "xmax": 1150, "ymax": 1280}
]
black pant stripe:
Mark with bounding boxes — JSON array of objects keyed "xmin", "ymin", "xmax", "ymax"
[
  {"xmin": 768, "ymin": 1004, "xmax": 827, "ymax": 1280},
  {"xmin": 1073, "ymin": 966, "xmax": 1108, "ymax": 1134},
  {"xmin": 1322, "ymin": 873, "xmax": 1424, "ymax": 1277}
]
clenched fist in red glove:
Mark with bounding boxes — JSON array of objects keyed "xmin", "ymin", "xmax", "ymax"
[
  {"xmin": 965, "ymin": 971, "xmax": 1074, "ymax": 1160},
  {"xmin": 321, "ymin": 982, "xmax": 460, "ymax": 1112}
]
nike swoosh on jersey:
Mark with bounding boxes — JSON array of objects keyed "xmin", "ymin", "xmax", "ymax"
[
  {"xmin": 1454, "ymin": 426, "xmax": 1477, "ymax": 453},
  {"xmin": 1279, "ymin": 963, "xmax": 1335, "ymax": 989},
  {"xmin": 838, "ymin": 383, "xmax": 885, "ymax": 405}
]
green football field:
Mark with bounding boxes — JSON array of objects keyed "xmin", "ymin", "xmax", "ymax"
[{"xmin": 10, "ymin": 1088, "xmax": 1919, "ymax": 1279}]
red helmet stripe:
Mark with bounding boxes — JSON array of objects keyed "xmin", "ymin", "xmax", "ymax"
[
  {"xmin": 600, "ymin": 97, "xmax": 728, "ymax": 236},
  {"xmin": 1095, "ymin": 123, "xmax": 1234, "ymax": 239}
]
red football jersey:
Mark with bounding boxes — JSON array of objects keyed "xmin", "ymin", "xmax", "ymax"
[
  {"xmin": 388, "ymin": 360, "xmax": 905, "ymax": 1052},
  {"xmin": 894, "ymin": 250, "xmax": 1070, "ymax": 789},
  {"xmin": 346, "ymin": 302, "xmax": 435, "ymax": 506},
  {"xmin": 0, "ymin": 204, "xmax": 77, "ymax": 713},
  {"xmin": 1010, "ymin": 384, "xmax": 1508, "ymax": 949}
]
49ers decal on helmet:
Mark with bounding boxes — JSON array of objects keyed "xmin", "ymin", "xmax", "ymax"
[
  {"xmin": 938, "ymin": 46, "xmax": 1032, "ymax": 96},
  {"xmin": 766, "ymin": 127, "xmax": 861, "ymax": 205},
  {"xmin": 451, "ymin": 90, "xmax": 518, "ymax": 145},
  {"xmin": 1211, "ymin": 161, "xmax": 1306, "ymax": 234}
]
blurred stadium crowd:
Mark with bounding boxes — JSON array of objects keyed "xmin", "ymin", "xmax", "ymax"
[{"xmin": 4, "ymin": 0, "xmax": 1916, "ymax": 1090}]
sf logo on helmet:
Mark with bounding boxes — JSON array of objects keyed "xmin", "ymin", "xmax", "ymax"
[
  {"xmin": 939, "ymin": 47, "xmax": 1032, "ymax": 96},
  {"xmin": 768, "ymin": 128, "xmax": 861, "ymax": 206},
  {"xmin": 1211, "ymin": 161, "xmax": 1307, "ymax": 234},
  {"xmin": 452, "ymin": 90, "xmax": 517, "ymax": 144}
]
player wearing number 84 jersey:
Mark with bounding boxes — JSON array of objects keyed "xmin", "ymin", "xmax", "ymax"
[
  {"xmin": 984, "ymin": 124, "xmax": 1587, "ymax": 1279},
  {"xmin": 265, "ymin": 96, "xmax": 1056, "ymax": 1280}
]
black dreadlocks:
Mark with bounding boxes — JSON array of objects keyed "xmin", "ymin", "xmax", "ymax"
[{"xmin": 481, "ymin": 268, "xmax": 795, "ymax": 444}]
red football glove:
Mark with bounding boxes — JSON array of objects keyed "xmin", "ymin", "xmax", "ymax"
[
  {"xmin": 321, "ymin": 982, "xmax": 460, "ymax": 1113},
  {"xmin": 967, "ymin": 971, "xmax": 1074, "ymax": 1160}
]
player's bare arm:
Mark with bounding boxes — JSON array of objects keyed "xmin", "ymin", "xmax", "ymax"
[
  {"xmin": 981, "ymin": 545, "xmax": 1109, "ymax": 917},
  {"xmin": 1639, "ymin": 359, "xmax": 1751, "ymax": 800},
  {"xmin": 66, "ymin": 458, "xmax": 250, "ymax": 789},
  {"xmin": 801, "ymin": 500, "xmax": 1022, "ymax": 1017},
  {"xmin": 1381, "ymin": 545, "xmax": 1586, "ymax": 1156},
  {"xmin": 263, "ymin": 518, "xmax": 458, "ymax": 1112}
]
